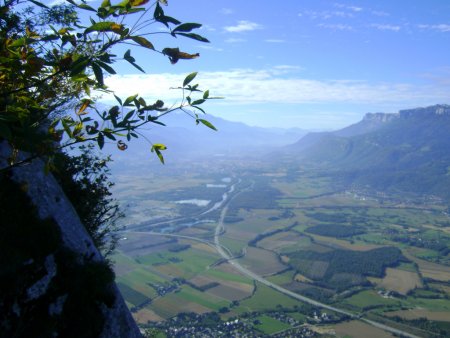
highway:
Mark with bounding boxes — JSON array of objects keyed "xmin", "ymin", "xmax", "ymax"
[
  {"xmin": 126, "ymin": 181, "xmax": 422, "ymax": 338},
  {"xmin": 213, "ymin": 205, "xmax": 421, "ymax": 338}
]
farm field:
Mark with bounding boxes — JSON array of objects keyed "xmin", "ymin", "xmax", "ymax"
[
  {"xmin": 385, "ymin": 309, "xmax": 450, "ymax": 322},
  {"xmin": 368, "ymin": 267, "xmax": 423, "ymax": 295},
  {"xmin": 233, "ymin": 283, "xmax": 300, "ymax": 314},
  {"xmin": 113, "ymin": 168, "xmax": 450, "ymax": 337},
  {"xmin": 253, "ymin": 314, "xmax": 291, "ymax": 334},
  {"xmin": 331, "ymin": 320, "xmax": 395, "ymax": 338}
]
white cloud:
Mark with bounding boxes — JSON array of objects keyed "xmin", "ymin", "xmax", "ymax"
[
  {"xmin": 224, "ymin": 21, "xmax": 263, "ymax": 33},
  {"xmin": 318, "ymin": 23, "xmax": 353, "ymax": 31},
  {"xmin": 271, "ymin": 65, "xmax": 304, "ymax": 75},
  {"xmin": 418, "ymin": 24, "xmax": 450, "ymax": 32},
  {"xmin": 299, "ymin": 10, "xmax": 354, "ymax": 20},
  {"xmin": 370, "ymin": 24, "xmax": 401, "ymax": 32},
  {"xmin": 103, "ymin": 68, "xmax": 450, "ymax": 107},
  {"xmin": 48, "ymin": 0, "xmax": 95, "ymax": 5},
  {"xmin": 202, "ymin": 25, "xmax": 216, "ymax": 32},
  {"xmin": 274, "ymin": 65, "xmax": 302, "ymax": 70},
  {"xmin": 197, "ymin": 45, "xmax": 224, "ymax": 52},
  {"xmin": 348, "ymin": 6, "xmax": 363, "ymax": 12},
  {"xmin": 334, "ymin": 3, "xmax": 363, "ymax": 12}
]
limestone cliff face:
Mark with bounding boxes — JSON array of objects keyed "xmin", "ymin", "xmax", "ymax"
[
  {"xmin": 399, "ymin": 104, "xmax": 450, "ymax": 118},
  {"xmin": 362, "ymin": 104, "xmax": 450, "ymax": 123},
  {"xmin": 0, "ymin": 142, "xmax": 141, "ymax": 338},
  {"xmin": 362, "ymin": 112, "xmax": 399, "ymax": 123}
]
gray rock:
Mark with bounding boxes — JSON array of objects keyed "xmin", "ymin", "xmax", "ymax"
[{"xmin": 1, "ymin": 142, "xmax": 142, "ymax": 338}]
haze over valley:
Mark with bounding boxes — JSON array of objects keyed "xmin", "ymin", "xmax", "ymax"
[{"xmin": 112, "ymin": 104, "xmax": 450, "ymax": 337}]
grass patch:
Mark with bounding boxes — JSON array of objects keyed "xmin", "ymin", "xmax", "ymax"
[
  {"xmin": 254, "ymin": 314, "xmax": 291, "ymax": 334},
  {"xmin": 237, "ymin": 283, "xmax": 299, "ymax": 312},
  {"xmin": 117, "ymin": 282, "xmax": 150, "ymax": 306},
  {"xmin": 117, "ymin": 268, "xmax": 166, "ymax": 287},
  {"xmin": 344, "ymin": 290, "xmax": 402, "ymax": 310},
  {"xmin": 396, "ymin": 262, "xmax": 418, "ymax": 272},
  {"xmin": 220, "ymin": 236, "xmax": 246, "ymax": 255},
  {"xmin": 288, "ymin": 312, "xmax": 307, "ymax": 322},
  {"xmin": 266, "ymin": 270, "xmax": 295, "ymax": 285},
  {"xmin": 407, "ymin": 297, "xmax": 450, "ymax": 312},
  {"xmin": 204, "ymin": 267, "xmax": 253, "ymax": 285},
  {"xmin": 174, "ymin": 285, "xmax": 229, "ymax": 311}
]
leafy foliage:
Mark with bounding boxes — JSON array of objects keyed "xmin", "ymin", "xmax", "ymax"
[
  {"xmin": 305, "ymin": 224, "xmax": 366, "ymax": 238},
  {"xmin": 53, "ymin": 144, "xmax": 122, "ymax": 258},
  {"xmin": 0, "ymin": 0, "xmax": 218, "ymax": 170},
  {"xmin": 286, "ymin": 247, "xmax": 405, "ymax": 290}
]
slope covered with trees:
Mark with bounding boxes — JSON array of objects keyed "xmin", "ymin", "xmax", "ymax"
[{"xmin": 0, "ymin": 0, "xmax": 216, "ymax": 336}]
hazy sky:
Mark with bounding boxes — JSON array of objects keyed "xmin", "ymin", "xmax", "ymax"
[{"xmin": 99, "ymin": 0, "xmax": 450, "ymax": 130}]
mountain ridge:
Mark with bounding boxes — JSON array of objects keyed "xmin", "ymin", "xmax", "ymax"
[{"xmin": 280, "ymin": 104, "xmax": 450, "ymax": 201}]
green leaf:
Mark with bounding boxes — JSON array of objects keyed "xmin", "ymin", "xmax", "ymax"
[
  {"xmin": 193, "ymin": 105, "xmax": 206, "ymax": 114},
  {"xmin": 172, "ymin": 23, "xmax": 202, "ymax": 33},
  {"xmin": 101, "ymin": 0, "xmax": 111, "ymax": 7},
  {"xmin": 129, "ymin": 60, "xmax": 145, "ymax": 72},
  {"xmin": 191, "ymin": 99, "xmax": 205, "ymax": 106},
  {"xmin": 114, "ymin": 95, "xmax": 123, "ymax": 106},
  {"xmin": 203, "ymin": 90, "xmax": 210, "ymax": 99},
  {"xmin": 124, "ymin": 94, "xmax": 138, "ymax": 106},
  {"xmin": 154, "ymin": 3, "xmax": 180, "ymax": 27},
  {"xmin": 97, "ymin": 61, "xmax": 116, "ymax": 74},
  {"xmin": 197, "ymin": 118, "xmax": 217, "ymax": 131},
  {"xmin": 151, "ymin": 143, "xmax": 167, "ymax": 164},
  {"xmin": 41, "ymin": 34, "xmax": 59, "ymax": 42},
  {"xmin": 61, "ymin": 119, "xmax": 73, "ymax": 138},
  {"xmin": 130, "ymin": 0, "xmax": 150, "ymax": 5},
  {"xmin": 77, "ymin": 3, "xmax": 96, "ymax": 12},
  {"xmin": 92, "ymin": 63, "xmax": 104, "ymax": 85},
  {"xmin": 124, "ymin": 49, "xmax": 133, "ymax": 61},
  {"xmin": 183, "ymin": 72, "xmax": 197, "ymax": 87},
  {"xmin": 70, "ymin": 56, "xmax": 89, "ymax": 77},
  {"xmin": 28, "ymin": 0, "xmax": 49, "ymax": 9},
  {"xmin": 154, "ymin": 2, "xmax": 164, "ymax": 19},
  {"xmin": 9, "ymin": 37, "xmax": 29, "ymax": 47},
  {"xmin": 85, "ymin": 22, "xmax": 123, "ymax": 35},
  {"xmin": 130, "ymin": 36, "xmax": 154, "ymax": 49},
  {"xmin": 124, "ymin": 110, "xmax": 134, "ymax": 121},
  {"xmin": 103, "ymin": 130, "xmax": 116, "ymax": 140},
  {"xmin": 123, "ymin": 50, "xmax": 145, "ymax": 72},
  {"xmin": 176, "ymin": 32, "xmax": 210, "ymax": 43},
  {"xmin": 152, "ymin": 143, "xmax": 167, "ymax": 151},
  {"xmin": 97, "ymin": 133, "xmax": 105, "ymax": 149}
]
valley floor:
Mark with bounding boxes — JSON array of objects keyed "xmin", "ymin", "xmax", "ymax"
[{"xmin": 113, "ymin": 162, "xmax": 450, "ymax": 337}]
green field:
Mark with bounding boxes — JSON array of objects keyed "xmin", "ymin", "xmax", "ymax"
[
  {"xmin": 203, "ymin": 267, "xmax": 253, "ymax": 285},
  {"xmin": 117, "ymin": 282, "xmax": 150, "ymax": 307},
  {"xmin": 254, "ymin": 314, "xmax": 291, "ymax": 334},
  {"xmin": 113, "ymin": 169, "xmax": 450, "ymax": 335},
  {"xmin": 266, "ymin": 270, "xmax": 295, "ymax": 285},
  {"xmin": 343, "ymin": 290, "xmax": 403, "ymax": 310},
  {"xmin": 173, "ymin": 285, "xmax": 229, "ymax": 311},
  {"xmin": 235, "ymin": 283, "xmax": 300, "ymax": 313},
  {"xmin": 219, "ymin": 236, "xmax": 247, "ymax": 255}
]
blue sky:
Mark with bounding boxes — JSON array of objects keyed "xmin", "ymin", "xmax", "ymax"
[{"xmin": 99, "ymin": 0, "xmax": 450, "ymax": 130}]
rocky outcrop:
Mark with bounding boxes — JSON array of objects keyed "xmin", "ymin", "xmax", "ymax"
[
  {"xmin": 362, "ymin": 112, "xmax": 399, "ymax": 123},
  {"xmin": 399, "ymin": 104, "xmax": 450, "ymax": 119},
  {"xmin": 0, "ymin": 143, "xmax": 141, "ymax": 338}
]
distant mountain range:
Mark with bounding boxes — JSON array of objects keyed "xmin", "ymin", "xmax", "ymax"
[
  {"xmin": 280, "ymin": 104, "xmax": 450, "ymax": 201},
  {"xmin": 108, "ymin": 112, "xmax": 308, "ymax": 171}
]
